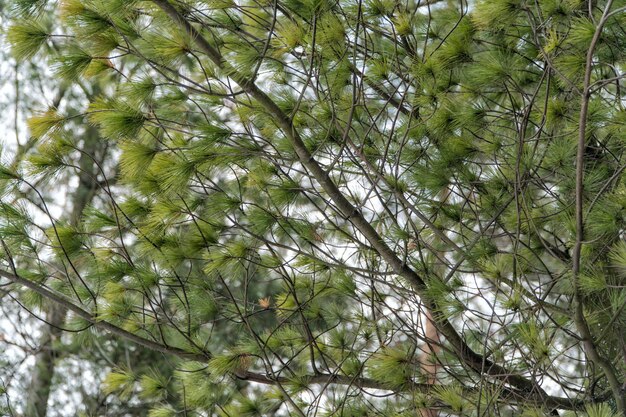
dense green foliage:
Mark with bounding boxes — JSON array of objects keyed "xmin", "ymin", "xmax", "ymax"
[{"xmin": 2, "ymin": 0, "xmax": 626, "ymax": 415}]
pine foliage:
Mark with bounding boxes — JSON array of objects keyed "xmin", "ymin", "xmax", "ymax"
[{"xmin": 2, "ymin": 0, "xmax": 626, "ymax": 415}]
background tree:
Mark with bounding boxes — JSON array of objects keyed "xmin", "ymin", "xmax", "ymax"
[
  {"xmin": 2, "ymin": 0, "xmax": 626, "ymax": 416},
  {"xmin": 1, "ymin": 3, "xmax": 188, "ymax": 416}
]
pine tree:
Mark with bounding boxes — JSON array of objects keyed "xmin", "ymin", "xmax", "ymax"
[{"xmin": 2, "ymin": 0, "xmax": 626, "ymax": 415}]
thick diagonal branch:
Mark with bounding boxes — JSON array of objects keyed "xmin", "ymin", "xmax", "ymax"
[{"xmin": 153, "ymin": 0, "xmax": 552, "ymax": 397}]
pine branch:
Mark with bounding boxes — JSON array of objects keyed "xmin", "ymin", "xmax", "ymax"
[
  {"xmin": 572, "ymin": 1, "xmax": 625, "ymax": 413},
  {"xmin": 0, "ymin": 265, "xmax": 607, "ymax": 411},
  {"xmin": 0, "ymin": 268, "xmax": 208, "ymax": 362},
  {"xmin": 153, "ymin": 0, "xmax": 578, "ymax": 403}
]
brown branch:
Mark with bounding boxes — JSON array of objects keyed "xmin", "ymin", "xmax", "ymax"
[
  {"xmin": 0, "ymin": 269, "xmax": 207, "ymax": 362},
  {"xmin": 572, "ymin": 1, "xmax": 625, "ymax": 413},
  {"xmin": 235, "ymin": 371, "xmax": 595, "ymax": 411}
]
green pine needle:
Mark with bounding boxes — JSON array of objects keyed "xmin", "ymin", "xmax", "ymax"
[
  {"xmin": 88, "ymin": 97, "xmax": 146, "ymax": 138},
  {"xmin": 27, "ymin": 110, "xmax": 65, "ymax": 139},
  {"xmin": 7, "ymin": 19, "xmax": 50, "ymax": 59},
  {"xmin": 102, "ymin": 369, "xmax": 136, "ymax": 399},
  {"xmin": 53, "ymin": 48, "xmax": 93, "ymax": 80}
]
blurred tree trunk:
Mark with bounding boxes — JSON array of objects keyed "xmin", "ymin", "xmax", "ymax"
[
  {"xmin": 25, "ymin": 122, "xmax": 103, "ymax": 417},
  {"xmin": 25, "ymin": 305, "xmax": 65, "ymax": 417}
]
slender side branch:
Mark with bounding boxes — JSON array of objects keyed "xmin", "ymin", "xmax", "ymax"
[{"xmin": 572, "ymin": 1, "xmax": 625, "ymax": 413}]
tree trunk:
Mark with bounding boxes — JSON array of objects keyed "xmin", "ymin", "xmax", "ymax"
[
  {"xmin": 23, "ymin": 122, "xmax": 103, "ymax": 416},
  {"xmin": 419, "ymin": 187, "xmax": 449, "ymax": 417},
  {"xmin": 25, "ymin": 305, "xmax": 65, "ymax": 417},
  {"xmin": 419, "ymin": 311, "xmax": 441, "ymax": 417}
]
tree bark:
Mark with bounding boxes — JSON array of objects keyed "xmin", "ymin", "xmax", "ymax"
[
  {"xmin": 25, "ymin": 306, "xmax": 65, "ymax": 417},
  {"xmin": 419, "ymin": 311, "xmax": 441, "ymax": 417}
]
